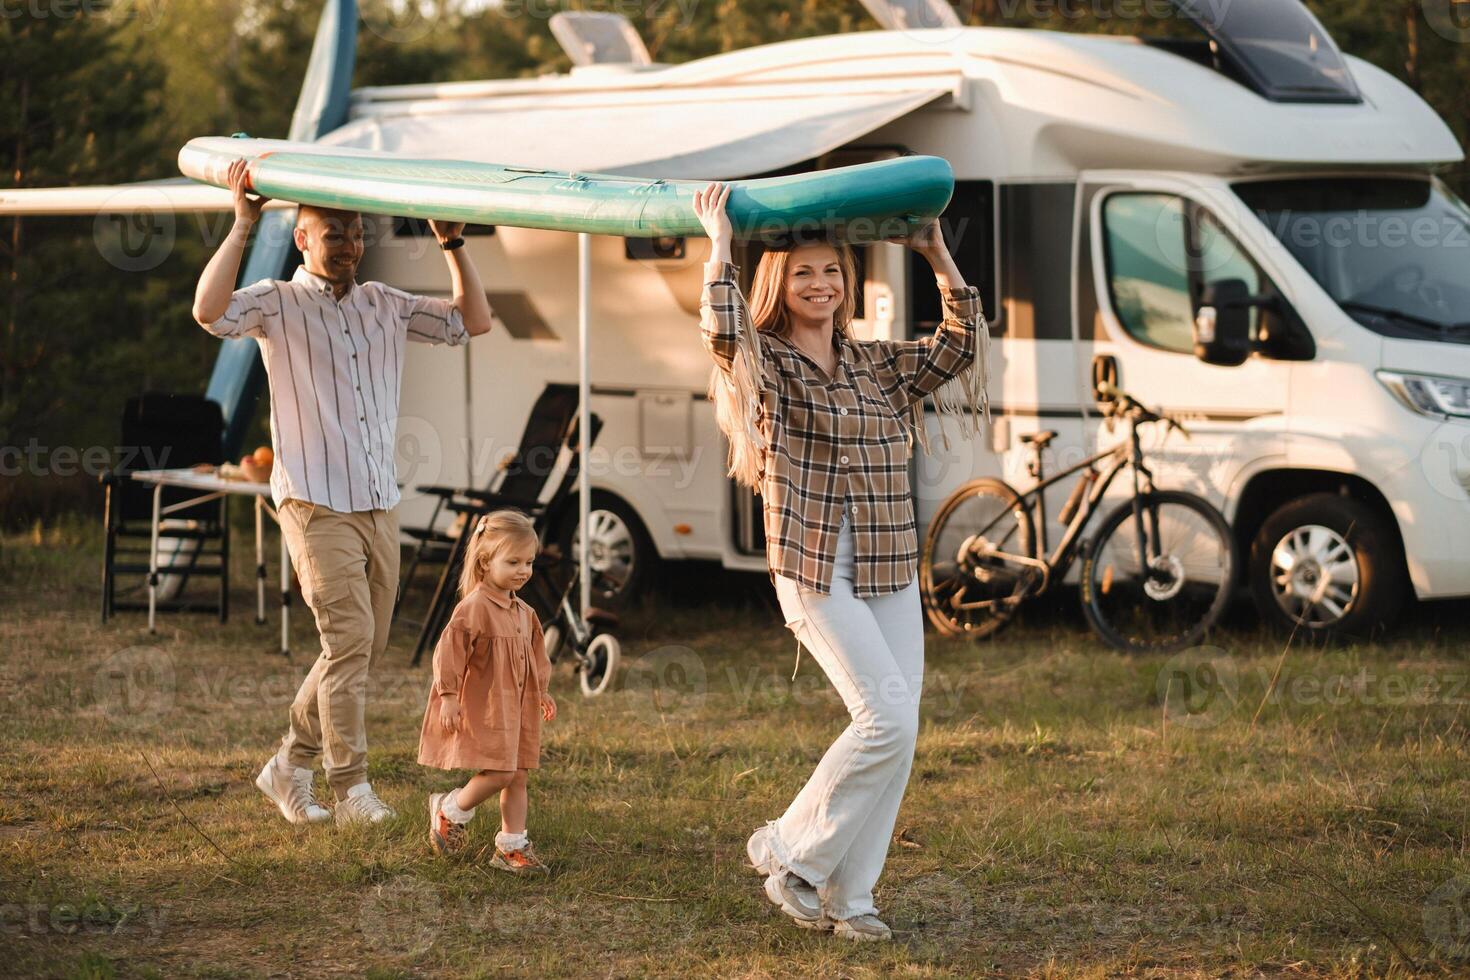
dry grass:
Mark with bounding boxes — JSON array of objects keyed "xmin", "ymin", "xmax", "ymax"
[{"xmin": 1, "ymin": 517, "xmax": 1467, "ymax": 978}]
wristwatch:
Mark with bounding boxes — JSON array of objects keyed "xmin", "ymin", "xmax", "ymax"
[{"xmin": 439, "ymin": 236, "xmax": 465, "ymax": 251}]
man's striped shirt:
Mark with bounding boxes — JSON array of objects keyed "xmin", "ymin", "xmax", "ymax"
[{"xmin": 201, "ymin": 265, "xmax": 468, "ymax": 512}]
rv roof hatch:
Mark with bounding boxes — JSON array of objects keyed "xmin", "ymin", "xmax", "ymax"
[
  {"xmin": 858, "ymin": 0, "xmax": 962, "ymax": 31},
  {"xmin": 549, "ymin": 11, "xmax": 653, "ymax": 67},
  {"xmin": 1168, "ymin": 0, "xmax": 1361, "ymax": 104}
]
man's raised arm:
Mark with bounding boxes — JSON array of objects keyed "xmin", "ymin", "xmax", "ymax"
[
  {"xmin": 428, "ymin": 219, "xmax": 494, "ymax": 337},
  {"xmin": 193, "ymin": 159, "xmax": 268, "ymax": 327}
]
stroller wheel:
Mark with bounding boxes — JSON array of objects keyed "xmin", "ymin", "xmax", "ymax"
[
  {"xmin": 542, "ymin": 622, "xmax": 566, "ymax": 664},
  {"xmin": 578, "ymin": 632, "xmax": 621, "ymax": 698}
]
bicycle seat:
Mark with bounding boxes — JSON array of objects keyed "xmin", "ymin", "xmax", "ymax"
[
  {"xmin": 585, "ymin": 607, "xmax": 620, "ymax": 629},
  {"xmin": 1019, "ymin": 430, "xmax": 1058, "ymax": 449}
]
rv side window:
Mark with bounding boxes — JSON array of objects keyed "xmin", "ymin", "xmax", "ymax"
[
  {"xmin": 910, "ymin": 180, "xmax": 995, "ymax": 331},
  {"xmin": 1102, "ymin": 194, "xmax": 1194, "ymax": 353}
]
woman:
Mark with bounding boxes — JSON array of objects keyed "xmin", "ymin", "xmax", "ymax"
[{"xmin": 692, "ymin": 182, "xmax": 990, "ymax": 941}]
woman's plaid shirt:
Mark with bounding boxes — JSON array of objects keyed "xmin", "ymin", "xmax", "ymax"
[{"xmin": 700, "ymin": 260, "xmax": 988, "ymax": 598}]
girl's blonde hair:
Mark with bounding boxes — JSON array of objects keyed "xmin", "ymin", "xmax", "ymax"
[{"xmin": 458, "ymin": 509, "xmax": 540, "ymax": 598}]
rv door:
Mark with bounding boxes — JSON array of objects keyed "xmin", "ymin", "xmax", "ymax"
[{"xmin": 1075, "ymin": 172, "xmax": 1294, "ymax": 512}]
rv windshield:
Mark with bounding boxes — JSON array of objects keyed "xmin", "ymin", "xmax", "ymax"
[{"xmin": 1234, "ymin": 177, "xmax": 1470, "ymax": 346}]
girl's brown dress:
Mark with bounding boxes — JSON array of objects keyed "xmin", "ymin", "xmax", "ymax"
[{"xmin": 417, "ymin": 583, "xmax": 551, "ymax": 771}]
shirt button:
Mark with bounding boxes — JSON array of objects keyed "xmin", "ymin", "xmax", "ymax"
[
  {"xmin": 359, "ymin": 416, "xmax": 366, "ymax": 422},
  {"xmin": 840, "ymin": 407, "xmax": 849, "ymax": 416},
  {"xmin": 840, "ymin": 455, "xmax": 849, "ymax": 465}
]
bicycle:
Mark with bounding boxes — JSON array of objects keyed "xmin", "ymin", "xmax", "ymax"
[
  {"xmin": 525, "ymin": 543, "xmax": 622, "ymax": 697},
  {"xmin": 919, "ymin": 382, "xmax": 1236, "ymax": 652}
]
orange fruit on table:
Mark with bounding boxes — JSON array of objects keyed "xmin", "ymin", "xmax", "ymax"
[{"xmin": 253, "ymin": 446, "xmax": 274, "ymax": 467}]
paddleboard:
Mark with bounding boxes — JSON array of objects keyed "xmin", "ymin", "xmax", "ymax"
[{"xmin": 178, "ymin": 136, "xmax": 953, "ymax": 243}]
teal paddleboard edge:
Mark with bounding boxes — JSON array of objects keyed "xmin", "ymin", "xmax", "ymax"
[{"xmin": 179, "ymin": 137, "xmax": 953, "ymax": 244}]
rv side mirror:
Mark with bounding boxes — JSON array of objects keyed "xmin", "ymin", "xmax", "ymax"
[{"xmin": 1194, "ymin": 279, "xmax": 1252, "ymax": 367}]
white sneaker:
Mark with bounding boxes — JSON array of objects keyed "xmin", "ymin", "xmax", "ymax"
[
  {"xmin": 763, "ymin": 870, "xmax": 823, "ymax": 927},
  {"xmin": 833, "ymin": 913, "xmax": 892, "ymax": 942},
  {"xmin": 255, "ymin": 756, "xmax": 329, "ymax": 825},
  {"xmin": 745, "ymin": 821, "xmax": 777, "ymax": 876},
  {"xmin": 334, "ymin": 782, "xmax": 396, "ymax": 825}
]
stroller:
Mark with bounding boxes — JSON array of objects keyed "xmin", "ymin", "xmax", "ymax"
[{"xmin": 523, "ymin": 538, "xmax": 621, "ymax": 697}]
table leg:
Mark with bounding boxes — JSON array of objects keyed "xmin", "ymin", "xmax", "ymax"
[
  {"xmin": 280, "ymin": 524, "xmax": 291, "ymax": 659},
  {"xmin": 255, "ymin": 496, "xmax": 266, "ymax": 625},
  {"xmin": 148, "ymin": 482, "xmax": 162, "ymax": 633}
]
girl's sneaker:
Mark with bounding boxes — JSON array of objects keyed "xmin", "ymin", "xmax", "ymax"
[
  {"xmin": 490, "ymin": 842, "xmax": 550, "ymax": 876},
  {"xmin": 427, "ymin": 793, "xmax": 468, "ymax": 856}
]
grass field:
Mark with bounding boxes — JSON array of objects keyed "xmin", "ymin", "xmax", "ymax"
[{"xmin": 1, "ymin": 516, "xmax": 1467, "ymax": 978}]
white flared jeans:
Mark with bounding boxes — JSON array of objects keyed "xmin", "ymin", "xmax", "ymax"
[{"xmin": 765, "ymin": 513, "xmax": 924, "ymax": 919}]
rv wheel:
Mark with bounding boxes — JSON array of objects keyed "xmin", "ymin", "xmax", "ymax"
[
  {"xmin": 557, "ymin": 494, "xmax": 654, "ymax": 609},
  {"xmin": 1248, "ymin": 493, "xmax": 1406, "ymax": 637}
]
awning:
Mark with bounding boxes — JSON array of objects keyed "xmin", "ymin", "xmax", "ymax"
[
  {"xmin": 0, "ymin": 77, "xmax": 960, "ymax": 214},
  {"xmin": 322, "ymin": 81, "xmax": 960, "ymax": 180},
  {"xmin": 0, "ymin": 179, "xmax": 293, "ymax": 215}
]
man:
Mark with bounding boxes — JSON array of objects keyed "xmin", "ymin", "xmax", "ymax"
[{"xmin": 193, "ymin": 159, "xmax": 495, "ymax": 825}]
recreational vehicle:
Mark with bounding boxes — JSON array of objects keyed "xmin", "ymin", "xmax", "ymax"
[{"xmin": 7, "ymin": 0, "xmax": 1469, "ymax": 636}]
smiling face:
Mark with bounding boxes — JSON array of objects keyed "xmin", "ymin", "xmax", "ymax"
[
  {"xmin": 483, "ymin": 536, "xmax": 538, "ymax": 593},
  {"xmin": 294, "ymin": 207, "xmax": 364, "ymax": 288},
  {"xmin": 782, "ymin": 243, "xmax": 845, "ymax": 328}
]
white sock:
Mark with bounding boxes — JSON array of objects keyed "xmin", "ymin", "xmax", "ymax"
[
  {"xmin": 496, "ymin": 830, "xmax": 528, "ymax": 852},
  {"xmin": 440, "ymin": 791, "xmax": 475, "ymax": 824}
]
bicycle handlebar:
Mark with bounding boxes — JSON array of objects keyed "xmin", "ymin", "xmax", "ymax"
[{"xmin": 1095, "ymin": 381, "xmax": 1191, "ymax": 439}]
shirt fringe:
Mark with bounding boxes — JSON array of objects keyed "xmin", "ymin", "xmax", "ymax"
[
  {"xmin": 707, "ymin": 296, "xmax": 771, "ymax": 490},
  {"xmin": 907, "ymin": 312, "xmax": 992, "ymax": 457}
]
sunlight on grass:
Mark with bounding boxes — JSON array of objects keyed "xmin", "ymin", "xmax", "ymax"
[{"xmin": 1, "ymin": 517, "xmax": 1466, "ymax": 977}]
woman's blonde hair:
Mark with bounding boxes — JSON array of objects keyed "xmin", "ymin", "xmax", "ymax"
[
  {"xmin": 746, "ymin": 240, "xmax": 860, "ymax": 340},
  {"xmin": 708, "ymin": 240, "xmax": 859, "ymax": 489},
  {"xmin": 458, "ymin": 509, "xmax": 540, "ymax": 599},
  {"xmin": 707, "ymin": 237, "xmax": 991, "ymax": 492}
]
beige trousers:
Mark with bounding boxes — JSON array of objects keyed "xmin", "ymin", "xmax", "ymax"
[{"xmin": 276, "ymin": 498, "xmax": 399, "ymax": 798}]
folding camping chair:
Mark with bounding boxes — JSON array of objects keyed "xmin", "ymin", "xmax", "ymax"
[
  {"xmin": 100, "ymin": 392, "xmax": 229, "ymax": 622},
  {"xmin": 398, "ymin": 382, "xmax": 602, "ymax": 663},
  {"xmin": 396, "ymin": 382, "xmax": 580, "ymax": 621},
  {"xmin": 407, "ymin": 409, "xmax": 603, "ymax": 665}
]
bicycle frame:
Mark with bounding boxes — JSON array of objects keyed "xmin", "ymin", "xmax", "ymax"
[{"xmin": 1000, "ymin": 415, "xmax": 1158, "ymax": 595}]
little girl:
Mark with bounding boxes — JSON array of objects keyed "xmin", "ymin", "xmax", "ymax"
[{"xmin": 418, "ymin": 509, "xmax": 557, "ymax": 873}]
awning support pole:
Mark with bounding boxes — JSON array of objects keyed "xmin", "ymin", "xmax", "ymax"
[{"xmin": 578, "ymin": 232, "xmax": 591, "ymax": 619}]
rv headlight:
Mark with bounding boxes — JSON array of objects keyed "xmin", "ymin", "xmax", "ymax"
[{"xmin": 1377, "ymin": 370, "xmax": 1470, "ymax": 419}]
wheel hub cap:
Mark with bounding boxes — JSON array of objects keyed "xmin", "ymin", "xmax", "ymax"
[{"xmin": 1270, "ymin": 524, "xmax": 1359, "ymax": 627}]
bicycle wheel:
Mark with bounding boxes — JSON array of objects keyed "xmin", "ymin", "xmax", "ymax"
[
  {"xmin": 921, "ymin": 478, "xmax": 1038, "ymax": 639},
  {"xmin": 578, "ymin": 631, "xmax": 620, "ymax": 697},
  {"xmin": 1081, "ymin": 490, "xmax": 1235, "ymax": 652}
]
